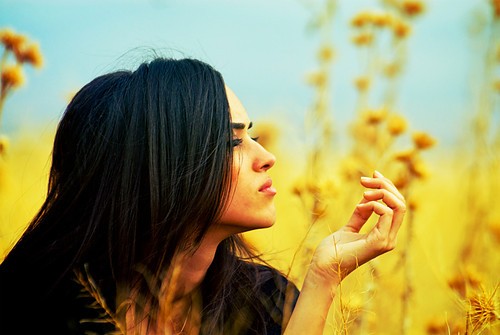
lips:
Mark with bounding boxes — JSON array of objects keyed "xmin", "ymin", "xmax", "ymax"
[{"xmin": 259, "ymin": 178, "xmax": 277, "ymax": 195}]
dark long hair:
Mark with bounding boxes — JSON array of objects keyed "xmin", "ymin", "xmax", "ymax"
[{"xmin": 0, "ymin": 58, "xmax": 283, "ymax": 334}]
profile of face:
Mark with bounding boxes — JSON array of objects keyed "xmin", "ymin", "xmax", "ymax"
[{"xmin": 218, "ymin": 87, "xmax": 277, "ymax": 233}]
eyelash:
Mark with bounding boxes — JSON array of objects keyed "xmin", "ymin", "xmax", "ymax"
[{"xmin": 232, "ymin": 137, "xmax": 259, "ymax": 147}]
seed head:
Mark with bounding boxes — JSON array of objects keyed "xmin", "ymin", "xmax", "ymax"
[
  {"xmin": 317, "ymin": 45, "xmax": 335, "ymax": 62},
  {"xmin": 351, "ymin": 11, "xmax": 374, "ymax": 28},
  {"xmin": 467, "ymin": 288, "xmax": 499, "ymax": 333},
  {"xmin": 352, "ymin": 32, "xmax": 374, "ymax": 46},
  {"xmin": 394, "ymin": 149, "xmax": 415, "ymax": 163},
  {"xmin": 401, "ymin": 0, "xmax": 426, "ymax": 17},
  {"xmin": 492, "ymin": 0, "xmax": 500, "ymax": 18},
  {"xmin": 0, "ymin": 28, "xmax": 26, "ymax": 54},
  {"xmin": 1, "ymin": 64, "xmax": 25, "ymax": 90},
  {"xmin": 354, "ymin": 76, "xmax": 371, "ymax": 92},
  {"xmin": 383, "ymin": 62, "xmax": 402, "ymax": 78},
  {"xmin": 409, "ymin": 159, "xmax": 428, "ymax": 178},
  {"xmin": 493, "ymin": 79, "xmax": 500, "ymax": 93},
  {"xmin": 488, "ymin": 220, "xmax": 500, "ymax": 244},
  {"xmin": 363, "ymin": 107, "xmax": 387, "ymax": 125},
  {"xmin": 305, "ymin": 71, "xmax": 327, "ymax": 87},
  {"xmin": 387, "ymin": 114, "xmax": 408, "ymax": 136},
  {"xmin": 0, "ymin": 135, "xmax": 9, "ymax": 156},
  {"xmin": 412, "ymin": 131, "xmax": 436, "ymax": 150},
  {"xmin": 15, "ymin": 43, "xmax": 44, "ymax": 68},
  {"xmin": 372, "ymin": 12, "xmax": 393, "ymax": 28},
  {"xmin": 391, "ymin": 18, "xmax": 412, "ymax": 39}
]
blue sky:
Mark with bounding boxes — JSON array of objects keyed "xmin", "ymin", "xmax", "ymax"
[{"xmin": 0, "ymin": 0, "xmax": 482, "ymax": 148}]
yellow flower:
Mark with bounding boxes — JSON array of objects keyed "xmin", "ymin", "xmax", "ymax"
[
  {"xmin": 353, "ymin": 76, "xmax": 370, "ymax": 92},
  {"xmin": 387, "ymin": 114, "xmax": 408, "ymax": 136},
  {"xmin": 467, "ymin": 288, "xmax": 499, "ymax": 334},
  {"xmin": 410, "ymin": 159, "xmax": 428, "ymax": 178},
  {"xmin": 491, "ymin": 0, "xmax": 500, "ymax": 18},
  {"xmin": 0, "ymin": 28, "xmax": 26, "ymax": 54},
  {"xmin": 352, "ymin": 32, "xmax": 374, "ymax": 46},
  {"xmin": 393, "ymin": 172, "xmax": 410, "ymax": 189},
  {"xmin": 394, "ymin": 149, "xmax": 415, "ymax": 163},
  {"xmin": 363, "ymin": 107, "xmax": 387, "ymax": 125},
  {"xmin": 1, "ymin": 64, "xmax": 25, "ymax": 89},
  {"xmin": 391, "ymin": 19, "xmax": 412, "ymax": 39},
  {"xmin": 383, "ymin": 62, "xmax": 401, "ymax": 78},
  {"xmin": 401, "ymin": 0, "xmax": 426, "ymax": 17},
  {"xmin": 412, "ymin": 131, "xmax": 436, "ymax": 150},
  {"xmin": 493, "ymin": 79, "xmax": 500, "ymax": 93},
  {"xmin": 305, "ymin": 71, "xmax": 327, "ymax": 87},
  {"xmin": 0, "ymin": 135, "xmax": 9, "ymax": 156},
  {"xmin": 488, "ymin": 220, "xmax": 500, "ymax": 244},
  {"xmin": 317, "ymin": 45, "xmax": 335, "ymax": 62},
  {"xmin": 372, "ymin": 12, "xmax": 393, "ymax": 28},
  {"xmin": 16, "ymin": 43, "xmax": 44, "ymax": 68},
  {"xmin": 351, "ymin": 11, "xmax": 373, "ymax": 28}
]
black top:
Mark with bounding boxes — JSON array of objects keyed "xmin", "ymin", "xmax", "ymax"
[{"xmin": 0, "ymin": 263, "xmax": 299, "ymax": 335}]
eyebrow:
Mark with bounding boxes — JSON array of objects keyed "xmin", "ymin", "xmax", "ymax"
[{"xmin": 231, "ymin": 121, "xmax": 253, "ymax": 130}]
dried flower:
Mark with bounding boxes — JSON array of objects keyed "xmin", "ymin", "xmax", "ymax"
[
  {"xmin": 372, "ymin": 12, "xmax": 393, "ymax": 28},
  {"xmin": 493, "ymin": 79, "xmax": 500, "ymax": 93},
  {"xmin": 0, "ymin": 135, "xmax": 9, "ymax": 156},
  {"xmin": 412, "ymin": 131, "xmax": 436, "ymax": 150},
  {"xmin": 317, "ymin": 45, "xmax": 335, "ymax": 62},
  {"xmin": 15, "ymin": 43, "xmax": 44, "ymax": 68},
  {"xmin": 393, "ymin": 172, "xmax": 410, "ymax": 189},
  {"xmin": 467, "ymin": 288, "xmax": 499, "ymax": 333},
  {"xmin": 394, "ymin": 149, "xmax": 415, "ymax": 163},
  {"xmin": 352, "ymin": 32, "xmax": 374, "ymax": 46},
  {"xmin": 0, "ymin": 28, "xmax": 26, "ymax": 54},
  {"xmin": 1, "ymin": 65, "xmax": 25, "ymax": 90},
  {"xmin": 387, "ymin": 114, "xmax": 408, "ymax": 136},
  {"xmin": 488, "ymin": 220, "xmax": 500, "ymax": 244},
  {"xmin": 409, "ymin": 159, "xmax": 428, "ymax": 178},
  {"xmin": 363, "ymin": 107, "xmax": 387, "ymax": 125},
  {"xmin": 426, "ymin": 317, "xmax": 448, "ymax": 334},
  {"xmin": 351, "ymin": 11, "xmax": 373, "ymax": 28},
  {"xmin": 305, "ymin": 71, "xmax": 327, "ymax": 87},
  {"xmin": 448, "ymin": 274, "xmax": 467, "ymax": 298},
  {"xmin": 354, "ymin": 76, "xmax": 371, "ymax": 92},
  {"xmin": 401, "ymin": 0, "xmax": 426, "ymax": 17},
  {"xmin": 492, "ymin": 0, "xmax": 500, "ymax": 18},
  {"xmin": 392, "ymin": 18, "xmax": 412, "ymax": 39},
  {"xmin": 383, "ymin": 62, "xmax": 401, "ymax": 78}
]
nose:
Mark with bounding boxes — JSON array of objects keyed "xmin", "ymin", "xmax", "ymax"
[{"xmin": 253, "ymin": 143, "xmax": 276, "ymax": 172}]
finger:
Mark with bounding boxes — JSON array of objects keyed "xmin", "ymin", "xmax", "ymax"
[
  {"xmin": 344, "ymin": 200, "xmax": 374, "ymax": 233},
  {"xmin": 373, "ymin": 171, "xmax": 405, "ymax": 202},
  {"xmin": 360, "ymin": 173, "xmax": 404, "ymax": 202},
  {"xmin": 363, "ymin": 189, "xmax": 406, "ymax": 241},
  {"xmin": 363, "ymin": 189, "xmax": 403, "ymax": 210},
  {"xmin": 358, "ymin": 201, "xmax": 394, "ymax": 249}
]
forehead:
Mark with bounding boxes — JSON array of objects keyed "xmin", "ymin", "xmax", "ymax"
[{"xmin": 225, "ymin": 86, "xmax": 249, "ymax": 124}]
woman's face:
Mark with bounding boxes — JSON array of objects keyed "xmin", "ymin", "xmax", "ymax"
[{"xmin": 218, "ymin": 87, "xmax": 277, "ymax": 233}]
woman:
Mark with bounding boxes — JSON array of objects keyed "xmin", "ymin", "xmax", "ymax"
[{"xmin": 0, "ymin": 58, "xmax": 405, "ymax": 334}]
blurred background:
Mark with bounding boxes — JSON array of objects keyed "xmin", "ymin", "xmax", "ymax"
[{"xmin": 1, "ymin": 0, "xmax": 499, "ymax": 334}]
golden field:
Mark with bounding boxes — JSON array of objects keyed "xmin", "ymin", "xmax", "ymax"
[{"xmin": 1, "ymin": 0, "xmax": 499, "ymax": 334}]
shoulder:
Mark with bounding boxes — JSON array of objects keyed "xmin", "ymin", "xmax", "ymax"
[{"xmin": 240, "ymin": 262, "xmax": 300, "ymax": 334}]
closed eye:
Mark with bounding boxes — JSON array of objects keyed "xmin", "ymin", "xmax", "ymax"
[{"xmin": 232, "ymin": 138, "xmax": 243, "ymax": 147}]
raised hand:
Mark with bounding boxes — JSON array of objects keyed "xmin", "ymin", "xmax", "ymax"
[{"xmin": 309, "ymin": 170, "xmax": 406, "ymax": 286}]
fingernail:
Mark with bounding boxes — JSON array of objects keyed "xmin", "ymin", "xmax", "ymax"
[
  {"xmin": 374, "ymin": 170, "xmax": 384, "ymax": 177},
  {"xmin": 361, "ymin": 176, "xmax": 370, "ymax": 181}
]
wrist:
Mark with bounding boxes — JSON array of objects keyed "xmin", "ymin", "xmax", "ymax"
[{"xmin": 303, "ymin": 263, "xmax": 340, "ymax": 298}]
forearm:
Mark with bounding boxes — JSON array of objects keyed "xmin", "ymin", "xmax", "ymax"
[{"xmin": 283, "ymin": 270, "xmax": 338, "ymax": 335}]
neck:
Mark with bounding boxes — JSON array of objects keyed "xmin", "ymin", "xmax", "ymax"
[{"xmin": 175, "ymin": 226, "xmax": 231, "ymax": 299}]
